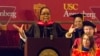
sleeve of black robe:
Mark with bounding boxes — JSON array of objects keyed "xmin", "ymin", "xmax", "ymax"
[
  {"xmin": 19, "ymin": 24, "xmax": 35, "ymax": 50},
  {"xmin": 54, "ymin": 23, "xmax": 67, "ymax": 38},
  {"xmin": 25, "ymin": 24, "xmax": 35, "ymax": 37}
]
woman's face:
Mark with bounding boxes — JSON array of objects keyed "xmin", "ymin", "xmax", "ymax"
[
  {"xmin": 82, "ymin": 35, "xmax": 90, "ymax": 48},
  {"xmin": 74, "ymin": 17, "xmax": 83, "ymax": 29},
  {"xmin": 40, "ymin": 8, "xmax": 51, "ymax": 22}
]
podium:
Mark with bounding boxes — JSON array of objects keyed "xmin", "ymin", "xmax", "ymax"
[{"xmin": 25, "ymin": 38, "xmax": 70, "ymax": 56}]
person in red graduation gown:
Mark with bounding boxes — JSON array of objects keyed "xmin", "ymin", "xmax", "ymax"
[
  {"xmin": 72, "ymin": 34, "xmax": 100, "ymax": 56},
  {"xmin": 72, "ymin": 21, "xmax": 100, "ymax": 49}
]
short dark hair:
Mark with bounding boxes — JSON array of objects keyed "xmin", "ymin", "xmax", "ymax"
[
  {"xmin": 70, "ymin": 13, "xmax": 86, "ymax": 20},
  {"xmin": 40, "ymin": 7, "xmax": 49, "ymax": 15},
  {"xmin": 83, "ymin": 21, "xmax": 96, "ymax": 28}
]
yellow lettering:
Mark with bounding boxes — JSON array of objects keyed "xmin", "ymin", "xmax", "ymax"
[{"xmin": 64, "ymin": 3, "xmax": 78, "ymax": 10}]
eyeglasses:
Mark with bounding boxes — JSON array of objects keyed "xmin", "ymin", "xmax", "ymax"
[{"xmin": 40, "ymin": 13, "xmax": 50, "ymax": 15}]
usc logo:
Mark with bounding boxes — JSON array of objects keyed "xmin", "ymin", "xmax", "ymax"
[{"xmin": 64, "ymin": 3, "xmax": 78, "ymax": 10}]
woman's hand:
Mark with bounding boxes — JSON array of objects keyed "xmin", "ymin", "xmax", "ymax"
[
  {"xmin": 65, "ymin": 24, "xmax": 76, "ymax": 38},
  {"xmin": 68, "ymin": 24, "xmax": 76, "ymax": 34},
  {"xmin": 13, "ymin": 24, "xmax": 24, "ymax": 34}
]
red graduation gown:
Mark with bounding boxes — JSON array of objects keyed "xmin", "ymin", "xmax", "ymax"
[{"xmin": 72, "ymin": 48, "xmax": 100, "ymax": 56}]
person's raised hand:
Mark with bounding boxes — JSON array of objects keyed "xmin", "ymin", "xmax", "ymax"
[
  {"xmin": 13, "ymin": 24, "xmax": 24, "ymax": 34},
  {"xmin": 68, "ymin": 24, "xmax": 76, "ymax": 34}
]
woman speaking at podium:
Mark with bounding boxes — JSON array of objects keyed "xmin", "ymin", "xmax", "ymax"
[{"xmin": 13, "ymin": 7, "xmax": 66, "ymax": 49}]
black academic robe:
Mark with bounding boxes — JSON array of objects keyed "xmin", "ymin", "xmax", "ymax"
[
  {"xmin": 66, "ymin": 28, "xmax": 83, "ymax": 56},
  {"xmin": 20, "ymin": 22, "xmax": 66, "ymax": 49},
  {"xmin": 67, "ymin": 28, "xmax": 84, "ymax": 49},
  {"xmin": 71, "ymin": 29, "xmax": 83, "ymax": 44},
  {"xmin": 25, "ymin": 22, "xmax": 66, "ymax": 38}
]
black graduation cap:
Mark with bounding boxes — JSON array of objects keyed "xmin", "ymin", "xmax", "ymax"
[
  {"xmin": 70, "ymin": 13, "xmax": 86, "ymax": 20},
  {"xmin": 83, "ymin": 21, "xmax": 96, "ymax": 28}
]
